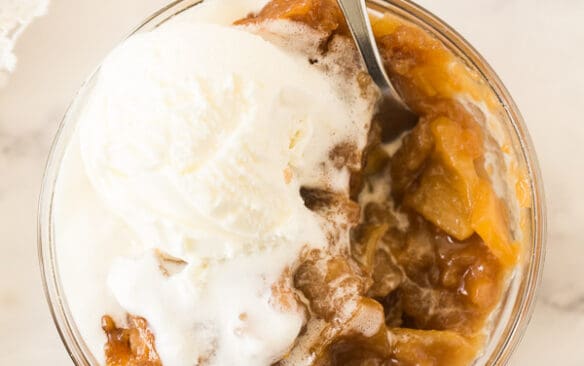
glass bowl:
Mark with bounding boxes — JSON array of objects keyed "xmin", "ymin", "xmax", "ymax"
[{"xmin": 38, "ymin": 0, "xmax": 546, "ymax": 365}]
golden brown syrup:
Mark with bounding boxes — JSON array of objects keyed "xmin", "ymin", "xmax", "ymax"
[{"xmin": 102, "ymin": 315, "xmax": 162, "ymax": 366}]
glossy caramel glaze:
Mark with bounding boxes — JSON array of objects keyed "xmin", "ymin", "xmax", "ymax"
[{"xmin": 102, "ymin": 315, "xmax": 161, "ymax": 366}]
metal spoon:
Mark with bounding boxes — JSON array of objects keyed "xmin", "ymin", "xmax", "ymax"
[{"xmin": 337, "ymin": 0, "xmax": 418, "ymax": 141}]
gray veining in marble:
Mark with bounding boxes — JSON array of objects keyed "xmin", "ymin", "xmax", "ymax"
[{"xmin": 0, "ymin": 0, "xmax": 582, "ymax": 364}]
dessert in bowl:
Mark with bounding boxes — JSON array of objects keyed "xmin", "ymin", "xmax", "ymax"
[{"xmin": 39, "ymin": 0, "xmax": 545, "ymax": 365}]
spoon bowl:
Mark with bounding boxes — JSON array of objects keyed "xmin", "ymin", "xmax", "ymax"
[{"xmin": 337, "ymin": 0, "xmax": 418, "ymax": 140}]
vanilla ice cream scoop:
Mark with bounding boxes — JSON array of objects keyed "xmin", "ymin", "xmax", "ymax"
[
  {"xmin": 81, "ymin": 22, "xmax": 364, "ymax": 260},
  {"xmin": 75, "ymin": 20, "xmax": 377, "ymax": 366}
]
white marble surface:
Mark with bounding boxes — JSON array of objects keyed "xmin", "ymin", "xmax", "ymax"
[{"xmin": 0, "ymin": 0, "xmax": 581, "ymax": 364}]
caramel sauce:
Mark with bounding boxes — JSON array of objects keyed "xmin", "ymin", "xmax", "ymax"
[{"xmin": 102, "ymin": 315, "xmax": 161, "ymax": 366}]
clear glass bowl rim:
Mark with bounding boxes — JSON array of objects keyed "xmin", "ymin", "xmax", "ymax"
[{"xmin": 38, "ymin": 0, "xmax": 547, "ymax": 365}]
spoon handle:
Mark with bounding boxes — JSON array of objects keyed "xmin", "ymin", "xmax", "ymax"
[{"xmin": 336, "ymin": 0, "xmax": 400, "ymax": 99}]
